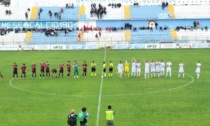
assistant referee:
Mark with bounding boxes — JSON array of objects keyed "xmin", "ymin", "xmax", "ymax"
[{"xmin": 106, "ymin": 105, "xmax": 114, "ymax": 126}]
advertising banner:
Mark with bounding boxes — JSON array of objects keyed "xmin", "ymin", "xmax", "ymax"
[
  {"xmin": 0, "ymin": 45, "xmax": 19, "ymax": 51},
  {"xmin": 83, "ymin": 44, "xmax": 98, "ymax": 50},
  {"xmin": 112, "ymin": 44, "xmax": 129, "ymax": 49},
  {"xmin": 129, "ymin": 44, "xmax": 145, "ymax": 49},
  {"xmin": 176, "ymin": 43, "xmax": 192, "ymax": 49},
  {"xmin": 35, "ymin": 45, "xmax": 51, "ymax": 50},
  {"xmin": 145, "ymin": 44, "xmax": 160, "ymax": 49},
  {"xmin": 66, "ymin": 44, "xmax": 83, "ymax": 50},
  {"xmin": 160, "ymin": 43, "xmax": 176, "ymax": 49},
  {"xmin": 50, "ymin": 45, "xmax": 66, "ymax": 50}
]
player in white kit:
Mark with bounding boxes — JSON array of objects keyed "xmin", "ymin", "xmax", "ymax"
[
  {"xmin": 117, "ymin": 61, "xmax": 124, "ymax": 78},
  {"xmin": 178, "ymin": 61, "xmax": 184, "ymax": 78},
  {"xmin": 144, "ymin": 60, "xmax": 150, "ymax": 79},
  {"xmin": 150, "ymin": 60, "xmax": 156, "ymax": 77},
  {"xmin": 155, "ymin": 60, "xmax": 161, "ymax": 78},
  {"xmin": 131, "ymin": 58, "xmax": 136, "ymax": 77},
  {"xmin": 195, "ymin": 61, "xmax": 201, "ymax": 79},
  {"xmin": 136, "ymin": 61, "xmax": 141, "ymax": 78},
  {"xmin": 160, "ymin": 60, "xmax": 165, "ymax": 77},
  {"xmin": 166, "ymin": 60, "xmax": 172, "ymax": 78}
]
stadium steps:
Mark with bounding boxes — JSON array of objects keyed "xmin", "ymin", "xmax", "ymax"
[
  {"xmin": 168, "ymin": 5, "xmax": 175, "ymax": 18},
  {"xmin": 24, "ymin": 31, "xmax": 32, "ymax": 42},
  {"xmin": 170, "ymin": 30, "xmax": 178, "ymax": 40},
  {"xmin": 125, "ymin": 30, "xmax": 131, "ymax": 41},
  {"xmin": 79, "ymin": 5, "xmax": 86, "ymax": 20},
  {"xmin": 30, "ymin": 6, "xmax": 38, "ymax": 20},
  {"xmin": 124, "ymin": 6, "xmax": 130, "ymax": 20}
]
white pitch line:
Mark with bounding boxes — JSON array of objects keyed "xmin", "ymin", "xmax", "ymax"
[
  {"xmin": 9, "ymin": 79, "xmax": 97, "ymax": 97},
  {"xmin": 102, "ymin": 73, "xmax": 195, "ymax": 97},
  {"xmin": 96, "ymin": 47, "xmax": 107, "ymax": 126}
]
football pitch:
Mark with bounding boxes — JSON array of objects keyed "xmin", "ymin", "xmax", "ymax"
[{"xmin": 0, "ymin": 49, "xmax": 210, "ymax": 126}]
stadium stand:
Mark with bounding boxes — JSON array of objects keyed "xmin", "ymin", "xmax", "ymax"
[
  {"xmin": 174, "ymin": 5, "xmax": 210, "ymax": 19},
  {"xmin": 36, "ymin": 7, "xmax": 79, "ymax": 20},
  {"xmin": 0, "ymin": 31, "xmax": 26, "ymax": 45},
  {"xmin": 0, "ymin": 5, "xmax": 31, "ymax": 20}
]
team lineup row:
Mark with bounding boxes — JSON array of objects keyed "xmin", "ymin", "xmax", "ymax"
[{"xmin": 8, "ymin": 59, "xmax": 201, "ymax": 80}]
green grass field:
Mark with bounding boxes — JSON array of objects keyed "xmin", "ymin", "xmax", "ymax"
[{"xmin": 0, "ymin": 49, "xmax": 210, "ymax": 126}]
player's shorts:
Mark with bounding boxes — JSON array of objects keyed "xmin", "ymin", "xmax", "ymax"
[
  {"xmin": 92, "ymin": 68, "xmax": 96, "ymax": 72},
  {"xmin": 125, "ymin": 68, "xmax": 129, "ymax": 73},
  {"xmin": 118, "ymin": 70, "xmax": 123, "ymax": 74},
  {"xmin": 83, "ymin": 69, "xmax": 87, "ymax": 73},
  {"xmin": 151, "ymin": 68, "xmax": 155, "ymax": 72},
  {"xmin": 145, "ymin": 69, "xmax": 150, "ymax": 74},
  {"xmin": 46, "ymin": 69, "xmax": 50, "ymax": 73},
  {"xmin": 136, "ymin": 69, "xmax": 141, "ymax": 73},
  {"xmin": 74, "ymin": 68, "xmax": 79, "ymax": 73},
  {"xmin": 59, "ymin": 69, "xmax": 63, "ymax": 73},
  {"xmin": 13, "ymin": 70, "xmax": 17, "ymax": 74},
  {"xmin": 40, "ymin": 69, "xmax": 44, "ymax": 73},
  {"xmin": 109, "ymin": 68, "xmax": 113, "ymax": 72},
  {"xmin": 103, "ymin": 68, "xmax": 106, "ymax": 73},
  {"xmin": 195, "ymin": 68, "xmax": 200, "ymax": 73},
  {"xmin": 32, "ymin": 70, "xmax": 36, "ymax": 74},
  {"xmin": 22, "ymin": 72, "xmax": 26, "ymax": 74},
  {"xmin": 131, "ymin": 68, "xmax": 136, "ymax": 73}
]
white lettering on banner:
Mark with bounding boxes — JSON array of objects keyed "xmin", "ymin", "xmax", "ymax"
[
  {"xmin": 145, "ymin": 44, "xmax": 160, "ymax": 49},
  {"xmin": 0, "ymin": 22, "xmax": 78, "ymax": 28}
]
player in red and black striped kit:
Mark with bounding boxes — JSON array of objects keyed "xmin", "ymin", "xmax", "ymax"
[
  {"xmin": 45, "ymin": 61, "xmax": 50, "ymax": 78},
  {"xmin": 82, "ymin": 61, "xmax": 87, "ymax": 78},
  {"xmin": 13, "ymin": 62, "xmax": 18, "ymax": 79},
  {"xmin": 31, "ymin": 62, "xmax": 36, "ymax": 79},
  {"xmin": 66, "ymin": 61, "xmax": 71, "ymax": 77},
  {"xmin": 21, "ymin": 63, "xmax": 26, "ymax": 79},
  {"xmin": 59, "ymin": 62, "xmax": 64, "ymax": 78},
  {"xmin": 40, "ymin": 61, "xmax": 45, "ymax": 79}
]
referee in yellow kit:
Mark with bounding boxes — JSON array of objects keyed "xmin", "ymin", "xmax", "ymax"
[{"xmin": 106, "ymin": 105, "xmax": 114, "ymax": 126}]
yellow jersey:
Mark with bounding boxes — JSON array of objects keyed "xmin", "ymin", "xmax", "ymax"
[
  {"xmin": 109, "ymin": 63, "xmax": 113, "ymax": 68},
  {"xmin": 103, "ymin": 63, "xmax": 106, "ymax": 69},
  {"xmin": 91, "ymin": 63, "xmax": 96, "ymax": 68}
]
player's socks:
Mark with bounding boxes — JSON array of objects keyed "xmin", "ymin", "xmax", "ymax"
[
  {"xmin": 183, "ymin": 73, "xmax": 185, "ymax": 78},
  {"xmin": 104, "ymin": 73, "xmax": 106, "ymax": 77},
  {"xmin": 94, "ymin": 73, "xmax": 96, "ymax": 76},
  {"xmin": 111, "ymin": 73, "xmax": 113, "ymax": 77}
]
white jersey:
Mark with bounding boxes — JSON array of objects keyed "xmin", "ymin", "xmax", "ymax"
[
  {"xmin": 155, "ymin": 61, "xmax": 161, "ymax": 72},
  {"xmin": 179, "ymin": 63, "xmax": 184, "ymax": 73},
  {"xmin": 160, "ymin": 62, "xmax": 165, "ymax": 72},
  {"xmin": 131, "ymin": 62, "xmax": 136, "ymax": 72},
  {"xmin": 166, "ymin": 62, "xmax": 172, "ymax": 72},
  {"xmin": 145, "ymin": 62, "xmax": 150, "ymax": 73},
  {"xmin": 150, "ymin": 62, "xmax": 155, "ymax": 72},
  {"xmin": 117, "ymin": 63, "xmax": 123, "ymax": 73},
  {"xmin": 195, "ymin": 63, "xmax": 201, "ymax": 73},
  {"xmin": 136, "ymin": 63, "xmax": 141, "ymax": 72}
]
